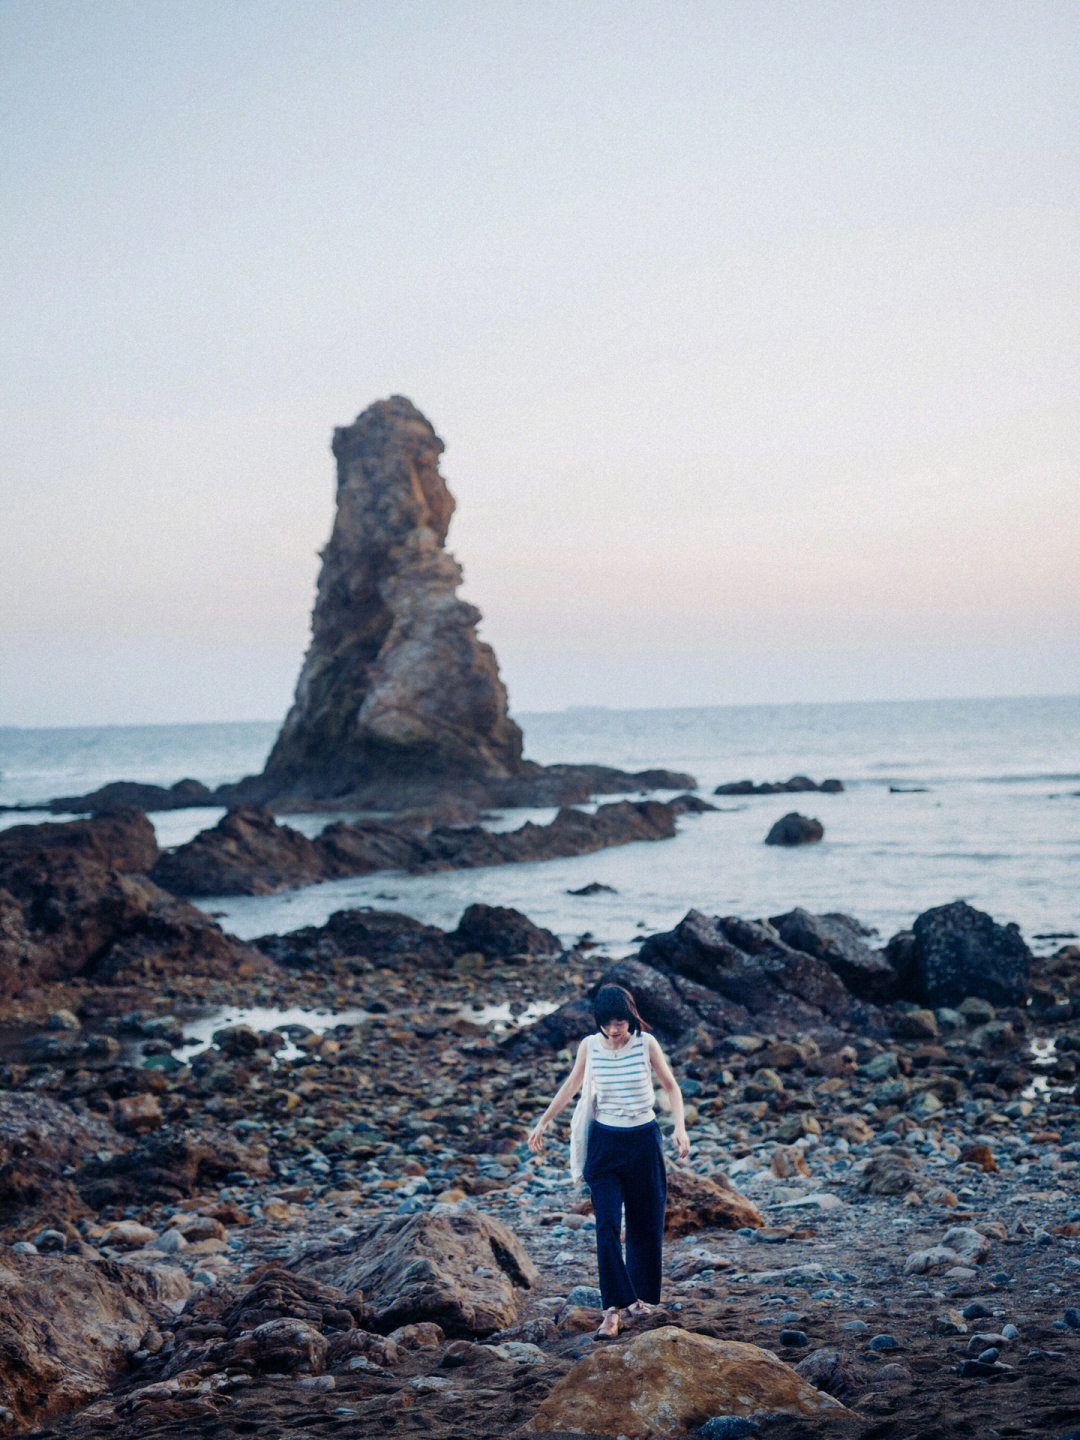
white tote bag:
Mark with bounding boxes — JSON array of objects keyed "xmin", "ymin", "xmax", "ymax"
[{"xmin": 568, "ymin": 1035, "xmax": 596, "ymax": 1182}]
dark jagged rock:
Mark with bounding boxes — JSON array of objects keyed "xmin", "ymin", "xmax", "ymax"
[
  {"xmin": 0, "ymin": 810, "xmax": 266, "ymax": 995},
  {"xmin": 255, "ymin": 908, "xmax": 453, "ymax": 969},
  {"xmin": 639, "ymin": 910, "xmax": 855, "ymax": 1025},
  {"xmin": 78, "ymin": 1126, "xmax": 271, "ymax": 1207},
  {"xmin": 149, "ymin": 805, "xmax": 325, "ymax": 896},
  {"xmin": 764, "ymin": 812, "xmax": 824, "ymax": 846},
  {"xmin": 39, "ymin": 778, "xmax": 213, "ymax": 816},
  {"xmin": 222, "ymin": 396, "xmax": 696, "ymax": 812},
  {"xmin": 0, "ymin": 807, "xmax": 159, "ymax": 874},
  {"xmin": 770, "ymin": 907, "xmax": 897, "ymax": 1002},
  {"xmin": 895, "ymin": 900, "xmax": 1032, "ymax": 1007},
  {"xmin": 153, "ymin": 798, "xmax": 683, "ymax": 898},
  {"xmin": 715, "ymin": 776, "xmax": 843, "ymax": 795}
]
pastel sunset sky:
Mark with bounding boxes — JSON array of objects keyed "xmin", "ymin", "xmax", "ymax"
[{"xmin": 3, "ymin": 1, "xmax": 1077, "ymax": 725}]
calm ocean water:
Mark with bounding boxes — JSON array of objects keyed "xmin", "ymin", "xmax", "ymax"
[{"xmin": 2, "ymin": 696, "xmax": 1078, "ymax": 953}]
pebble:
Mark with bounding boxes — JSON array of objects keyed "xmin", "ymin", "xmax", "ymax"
[
  {"xmin": 31, "ymin": 1229, "xmax": 66, "ymax": 1253},
  {"xmin": 779, "ymin": 1330, "xmax": 808, "ymax": 1347},
  {"xmin": 876, "ymin": 1362, "xmax": 910, "ymax": 1381},
  {"xmin": 961, "ymin": 1301, "xmax": 993, "ymax": 1320},
  {"xmin": 1063, "ymin": 1307, "xmax": 1080, "ymax": 1330},
  {"xmin": 867, "ymin": 1334, "xmax": 900, "ymax": 1352},
  {"xmin": 562, "ymin": 1285, "xmax": 602, "ymax": 1311}
]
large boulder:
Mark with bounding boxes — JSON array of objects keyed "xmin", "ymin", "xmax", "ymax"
[
  {"xmin": 524, "ymin": 1326, "xmax": 853, "ymax": 1436},
  {"xmin": 899, "ymin": 900, "xmax": 1031, "ymax": 1006},
  {"xmin": 639, "ymin": 910, "xmax": 854, "ymax": 1026},
  {"xmin": 0, "ymin": 1252, "xmax": 189, "ymax": 1428},
  {"xmin": 770, "ymin": 907, "xmax": 897, "ymax": 1002},
  {"xmin": 295, "ymin": 1207, "xmax": 537, "ymax": 1337},
  {"xmin": 0, "ymin": 807, "xmax": 159, "ymax": 872},
  {"xmin": 450, "ymin": 904, "xmax": 560, "ymax": 958}
]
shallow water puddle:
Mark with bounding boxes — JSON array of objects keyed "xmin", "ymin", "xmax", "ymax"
[
  {"xmin": 174, "ymin": 996, "xmax": 558, "ymax": 1062},
  {"xmin": 175, "ymin": 1005, "xmax": 372, "ymax": 1061},
  {"xmin": 1023, "ymin": 1036, "xmax": 1061, "ymax": 1100}
]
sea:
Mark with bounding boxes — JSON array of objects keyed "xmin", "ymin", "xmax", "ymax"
[{"xmin": 2, "ymin": 695, "xmax": 1078, "ymax": 957}]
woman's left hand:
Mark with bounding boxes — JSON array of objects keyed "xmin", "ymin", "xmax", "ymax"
[{"xmin": 672, "ymin": 1124, "xmax": 690, "ymax": 1160}]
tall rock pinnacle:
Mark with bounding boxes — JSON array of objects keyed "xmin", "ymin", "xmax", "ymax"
[{"xmin": 260, "ymin": 397, "xmax": 524, "ymax": 804}]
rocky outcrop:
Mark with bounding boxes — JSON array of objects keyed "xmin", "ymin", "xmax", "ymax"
[
  {"xmin": 0, "ymin": 810, "xmax": 268, "ymax": 995},
  {"xmin": 715, "ymin": 775, "xmax": 843, "ymax": 795},
  {"xmin": 0, "ymin": 1251, "xmax": 189, "ymax": 1429},
  {"xmin": 257, "ymin": 901, "xmax": 559, "ymax": 970},
  {"xmin": 525, "ymin": 1327, "xmax": 853, "ymax": 1436},
  {"xmin": 152, "ymin": 798, "xmax": 682, "ymax": 897},
  {"xmin": 295, "ymin": 1208, "xmax": 538, "ymax": 1337},
  {"xmin": 0, "ymin": 1094, "xmax": 122, "ymax": 1233},
  {"xmin": 252, "ymin": 396, "xmax": 524, "ymax": 807},
  {"xmin": 19, "ymin": 400, "xmax": 697, "ymax": 816},
  {"xmin": 897, "ymin": 900, "xmax": 1031, "ymax": 1006},
  {"xmin": 149, "ymin": 805, "xmax": 326, "ymax": 897}
]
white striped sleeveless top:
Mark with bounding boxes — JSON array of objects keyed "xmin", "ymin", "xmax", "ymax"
[{"xmin": 590, "ymin": 1032, "xmax": 655, "ymax": 1127}]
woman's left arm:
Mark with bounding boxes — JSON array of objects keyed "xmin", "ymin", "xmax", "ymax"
[{"xmin": 648, "ymin": 1035, "xmax": 691, "ymax": 1159}]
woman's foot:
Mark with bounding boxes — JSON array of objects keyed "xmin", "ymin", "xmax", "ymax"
[
  {"xmin": 627, "ymin": 1299, "xmax": 655, "ymax": 1318},
  {"xmin": 597, "ymin": 1307, "xmax": 620, "ymax": 1338}
]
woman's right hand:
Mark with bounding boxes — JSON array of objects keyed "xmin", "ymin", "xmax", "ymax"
[{"xmin": 527, "ymin": 1119, "xmax": 547, "ymax": 1154}]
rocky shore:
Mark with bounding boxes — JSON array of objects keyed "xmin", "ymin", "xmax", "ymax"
[{"xmin": 1, "ymin": 811, "xmax": 1079, "ymax": 1438}]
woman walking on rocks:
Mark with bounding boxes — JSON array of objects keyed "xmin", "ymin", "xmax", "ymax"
[{"xmin": 528, "ymin": 984, "xmax": 690, "ymax": 1338}]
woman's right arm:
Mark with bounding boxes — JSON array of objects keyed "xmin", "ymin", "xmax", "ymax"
[{"xmin": 527, "ymin": 1037, "xmax": 589, "ymax": 1154}]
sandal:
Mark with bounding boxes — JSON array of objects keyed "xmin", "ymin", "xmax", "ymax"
[{"xmin": 596, "ymin": 1307, "xmax": 620, "ymax": 1338}]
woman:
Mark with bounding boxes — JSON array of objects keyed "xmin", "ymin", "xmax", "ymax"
[{"xmin": 528, "ymin": 984, "xmax": 690, "ymax": 1338}]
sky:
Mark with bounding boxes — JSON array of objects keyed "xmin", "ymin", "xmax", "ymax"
[{"xmin": 2, "ymin": 0, "xmax": 1078, "ymax": 726}]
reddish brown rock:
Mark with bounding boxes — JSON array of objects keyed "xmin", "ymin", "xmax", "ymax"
[
  {"xmin": 663, "ymin": 1166, "xmax": 766, "ymax": 1236},
  {"xmin": 524, "ymin": 1326, "xmax": 853, "ymax": 1436},
  {"xmin": 296, "ymin": 1207, "xmax": 538, "ymax": 1337},
  {"xmin": 0, "ymin": 1251, "xmax": 190, "ymax": 1428}
]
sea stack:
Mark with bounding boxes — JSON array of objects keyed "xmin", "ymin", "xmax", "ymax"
[{"xmin": 258, "ymin": 397, "xmax": 524, "ymax": 806}]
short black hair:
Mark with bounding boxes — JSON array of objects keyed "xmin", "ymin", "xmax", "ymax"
[{"xmin": 593, "ymin": 984, "xmax": 650, "ymax": 1034}]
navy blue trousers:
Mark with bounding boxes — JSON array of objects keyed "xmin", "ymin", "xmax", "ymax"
[{"xmin": 583, "ymin": 1120, "xmax": 667, "ymax": 1309}]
